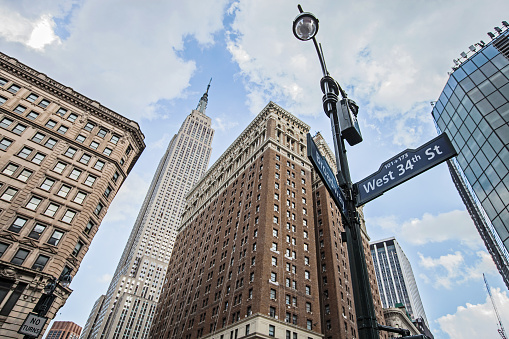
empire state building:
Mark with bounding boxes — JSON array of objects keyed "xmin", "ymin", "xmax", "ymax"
[{"xmin": 81, "ymin": 84, "xmax": 215, "ymax": 339}]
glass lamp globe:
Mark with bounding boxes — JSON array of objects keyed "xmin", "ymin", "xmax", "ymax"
[{"xmin": 293, "ymin": 12, "xmax": 319, "ymax": 41}]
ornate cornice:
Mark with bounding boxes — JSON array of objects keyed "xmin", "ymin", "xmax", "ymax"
[{"xmin": 0, "ymin": 52, "xmax": 145, "ymax": 150}]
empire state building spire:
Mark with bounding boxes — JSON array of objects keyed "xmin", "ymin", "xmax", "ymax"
[{"xmin": 196, "ymin": 78, "xmax": 212, "ymax": 113}]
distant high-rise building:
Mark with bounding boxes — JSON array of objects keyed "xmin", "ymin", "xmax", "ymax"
[
  {"xmin": 83, "ymin": 84, "xmax": 214, "ymax": 339},
  {"xmin": 0, "ymin": 51, "xmax": 144, "ymax": 338},
  {"xmin": 431, "ymin": 23, "xmax": 509, "ymax": 287},
  {"xmin": 370, "ymin": 237, "xmax": 428, "ymax": 328},
  {"xmin": 150, "ymin": 103, "xmax": 386, "ymax": 339},
  {"xmin": 45, "ymin": 321, "xmax": 82, "ymax": 339}
]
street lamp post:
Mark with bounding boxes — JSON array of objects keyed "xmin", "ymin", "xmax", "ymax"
[
  {"xmin": 22, "ymin": 273, "xmax": 72, "ymax": 339},
  {"xmin": 293, "ymin": 5, "xmax": 379, "ymax": 339}
]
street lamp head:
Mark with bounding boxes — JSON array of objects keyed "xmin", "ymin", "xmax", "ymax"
[
  {"xmin": 293, "ymin": 12, "xmax": 319, "ymax": 41},
  {"xmin": 60, "ymin": 273, "xmax": 72, "ymax": 288},
  {"xmin": 43, "ymin": 279, "xmax": 56, "ymax": 295}
]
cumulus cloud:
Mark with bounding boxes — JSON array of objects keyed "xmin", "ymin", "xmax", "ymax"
[
  {"xmin": 401, "ymin": 210, "xmax": 483, "ymax": 249},
  {"xmin": 0, "ymin": 0, "xmax": 231, "ymax": 122},
  {"xmin": 368, "ymin": 210, "xmax": 482, "ymax": 249},
  {"xmin": 213, "ymin": 117, "xmax": 239, "ymax": 132},
  {"xmin": 418, "ymin": 251, "xmax": 497, "ymax": 289},
  {"xmin": 225, "ymin": 0, "xmax": 508, "ymax": 144},
  {"xmin": 102, "ymin": 172, "xmax": 150, "ymax": 223},
  {"xmin": 438, "ymin": 288, "xmax": 509, "ymax": 338}
]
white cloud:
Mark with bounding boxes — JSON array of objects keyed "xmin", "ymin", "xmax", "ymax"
[
  {"xmin": 0, "ymin": 12, "xmax": 61, "ymax": 49},
  {"xmin": 213, "ymin": 117, "xmax": 239, "ymax": 132},
  {"xmin": 0, "ymin": 0, "xmax": 231, "ymax": 122},
  {"xmin": 97, "ymin": 274, "xmax": 113, "ymax": 283},
  {"xmin": 438, "ymin": 288, "xmax": 509, "ymax": 339},
  {"xmin": 225, "ymin": 0, "xmax": 509, "ymax": 143},
  {"xmin": 102, "ymin": 172, "xmax": 150, "ymax": 223},
  {"xmin": 368, "ymin": 210, "xmax": 483, "ymax": 249},
  {"xmin": 401, "ymin": 210, "xmax": 483, "ymax": 249},
  {"xmin": 418, "ymin": 251, "xmax": 498, "ymax": 289}
]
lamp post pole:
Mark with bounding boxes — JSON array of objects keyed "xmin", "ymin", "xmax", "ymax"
[{"xmin": 293, "ymin": 5, "xmax": 379, "ymax": 339}]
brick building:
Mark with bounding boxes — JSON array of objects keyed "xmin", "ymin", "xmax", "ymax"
[
  {"xmin": 0, "ymin": 51, "xmax": 145, "ymax": 337},
  {"xmin": 149, "ymin": 102, "xmax": 385, "ymax": 339},
  {"xmin": 45, "ymin": 320, "xmax": 82, "ymax": 339}
]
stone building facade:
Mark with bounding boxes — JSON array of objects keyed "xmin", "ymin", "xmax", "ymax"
[{"xmin": 0, "ymin": 51, "xmax": 145, "ymax": 338}]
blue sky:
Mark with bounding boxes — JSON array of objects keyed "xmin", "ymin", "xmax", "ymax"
[{"xmin": 1, "ymin": 1, "xmax": 508, "ymax": 338}]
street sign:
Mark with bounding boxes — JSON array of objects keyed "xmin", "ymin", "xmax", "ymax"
[
  {"xmin": 18, "ymin": 313, "xmax": 48, "ymax": 337},
  {"xmin": 355, "ymin": 133, "xmax": 457, "ymax": 206},
  {"xmin": 307, "ymin": 133, "xmax": 347, "ymax": 218}
]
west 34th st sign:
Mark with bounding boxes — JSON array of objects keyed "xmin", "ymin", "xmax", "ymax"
[{"xmin": 354, "ymin": 133, "xmax": 457, "ymax": 207}]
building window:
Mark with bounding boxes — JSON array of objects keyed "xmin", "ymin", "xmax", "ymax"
[
  {"xmin": 32, "ymin": 152, "xmax": 45, "ymax": 164},
  {"xmin": 306, "ymin": 302, "xmax": 311, "ymax": 313},
  {"xmin": 44, "ymin": 203, "xmax": 60, "ymax": 217},
  {"xmin": 0, "ymin": 138, "xmax": 12, "ymax": 150},
  {"xmin": 94, "ymin": 203, "xmax": 103, "ymax": 216},
  {"xmin": 84, "ymin": 121, "xmax": 95, "ymax": 131},
  {"xmin": 271, "ymin": 242, "xmax": 278, "ymax": 251},
  {"xmin": 72, "ymin": 241, "xmax": 84, "ymax": 257},
  {"xmin": 75, "ymin": 134, "xmax": 86, "ymax": 143},
  {"xmin": 47, "ymin": 230, "xmax": 64, "ymax": 246},
  {"xmin": 273, "ymin": 216, "xmax": 278, "ymax": 224},
  {"xmin": 32, "ymin": 255, "xmax": 49, "ymax": 270},
  {"xmin": 38, "ymin": 99, "xmax": 50, "ymax": 108},
  {"xmin": 40, "ymin": 178, "xmax": 55, "ymax": 191},
  {"xmin": 53, "ymin": 161, "xmax": 66, "ymax": 173},
  {"xmin": 305, "ymin": 270, "xmax": 310, "ymax": 279},
  {"xmin": 43, "ymin": 138, "xmax": 57, "ymax": 149},
  {"xmin": 97, "ymin": 128, "xmax": 108, "ymax": 138},
  {"xmin": 12, "ymin": 123, "xmax": 26, "ymax": 135},
  {"xmin": 1, "ymin": 187, "xmax": 18, "ymax": 201},
  {"xmin": 270, "ymin": 272, "xmax": 277, "ymax": 282},
  {"xmin": 0, "ymin": 117, "xmax": 13, "ymax": 128},
  {"xmin": 73, "ymin": 191, "xmax": 87, "ymax": 204},
  {"xmin": 45, "ymin": 119, "xmax": 57, "ymax": 129},
  {"xmin": 27, "ymin": 111, "xmax": 39, "ymax": 120},
  {"xmin": 0, "ymin": 96, "xmax": 6, "ymax": 105},
  {"xmin": 112, "ymin": 171, "xmax": 119, "ymax": 183},
  {"xmin": 84, "ymin": 220, "xmax": 95, "ymax": 234},
  {"xmin": 90, "ymin": 141, "xmax": 99, "ymax": 149},
  {"xmin": 269, "ymin": 325, "xmax": 275, "ymax": 337},
  {"xmin": 26, "ymin": 196, "xmax": 43, "ymax": 210},
  {"xmin": 103, "ymin": 147, "xmax": 112, "ymax": 156},
  {"xmin": 110, "ymin": 134, "xmax": 120, "ymax": 144},
  {"xmin": 2, "ymin": 163, "xmax": 18, "ymax": 176},
  {"xmin": 64, "ymin": 147, "xmax": 77, "ymax": 158},
  {"xmin": 57, "ymin": 185, "xmax": 72, "ymax": 198},
  {"xmin": 304, "ymin": 256, "xmax": 309, "ymax": 265},
  {"xmin": 79, "ymin": 153, "xmax": 91, "ymax": 165},
  {"xmin": 56, "ymin": 108, "xmax": 67, "ymax": 117},
  {"xmin": 11, "ymin": 248, "xmax": 29, "ymax": 265},
  {"xmin": 69, "ymin": 168, "xmax": 82, "ymax": 180},
  {"xmin": 18, "ymin": 147, "xmax": 32, "ymax": 159},
  {"xmin": 84, "ymin": 174, "xmax": 96, "ymax": 186},
  {"xmin": 62, "ymin": 210, "xmax": 76, "ymax": 223},
  {"xmin": 67, "ymin": 113, "xmax": 78, "ymax": 122},
  {"xmin": 17, "ymin": 169, "xmax": 32, "ymax": 182},
  {"xmin": 0, "ymin": 242, "xmax": 8, "ymax": 257},
  {"xmin": 8, "ymin": 217, "xmax": 27, "ymax": 233},
  {"xmin": 307, "ymin": 320, "xmax": 312, "ymax": 330},
  {"xmin": 305, "ymin": 285, "xmax": 311, "ymax": 295},
  {"xmin": 94, "ymin": 160, "xmax": 105, "ymax": 171},
  {"xmin": 31, "ymin": 132, "xmax": 47, "ymax": 144},
  {"xmin": 14, "ymin": 105, "xmax": 26, "ymax": 114},
  {"xmin": 272, "ymin": 257, "xmax": 277, "ymax": 266},
  {"xmin": 56, "ymin": 125, "xmax": 68, "ymax": 134},
  {"xmin": 28, "ymin": 223, "xmax": 46, "ymax": 240},
  {"xmin": 269, "ymin": 306, "xmax": 276, "ymax": 318},
  {"xmin": 26, "ymin": 93, "xmax": 38, "ymax": 102}
]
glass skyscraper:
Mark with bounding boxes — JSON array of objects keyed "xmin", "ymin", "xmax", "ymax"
[
  {"xmin": 370, "ymin": 237, "xmax": 428, "ymax": 328},
  {"xmin": 431, "ymin": 23, "xmax": 509, "ymax": 287}
]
